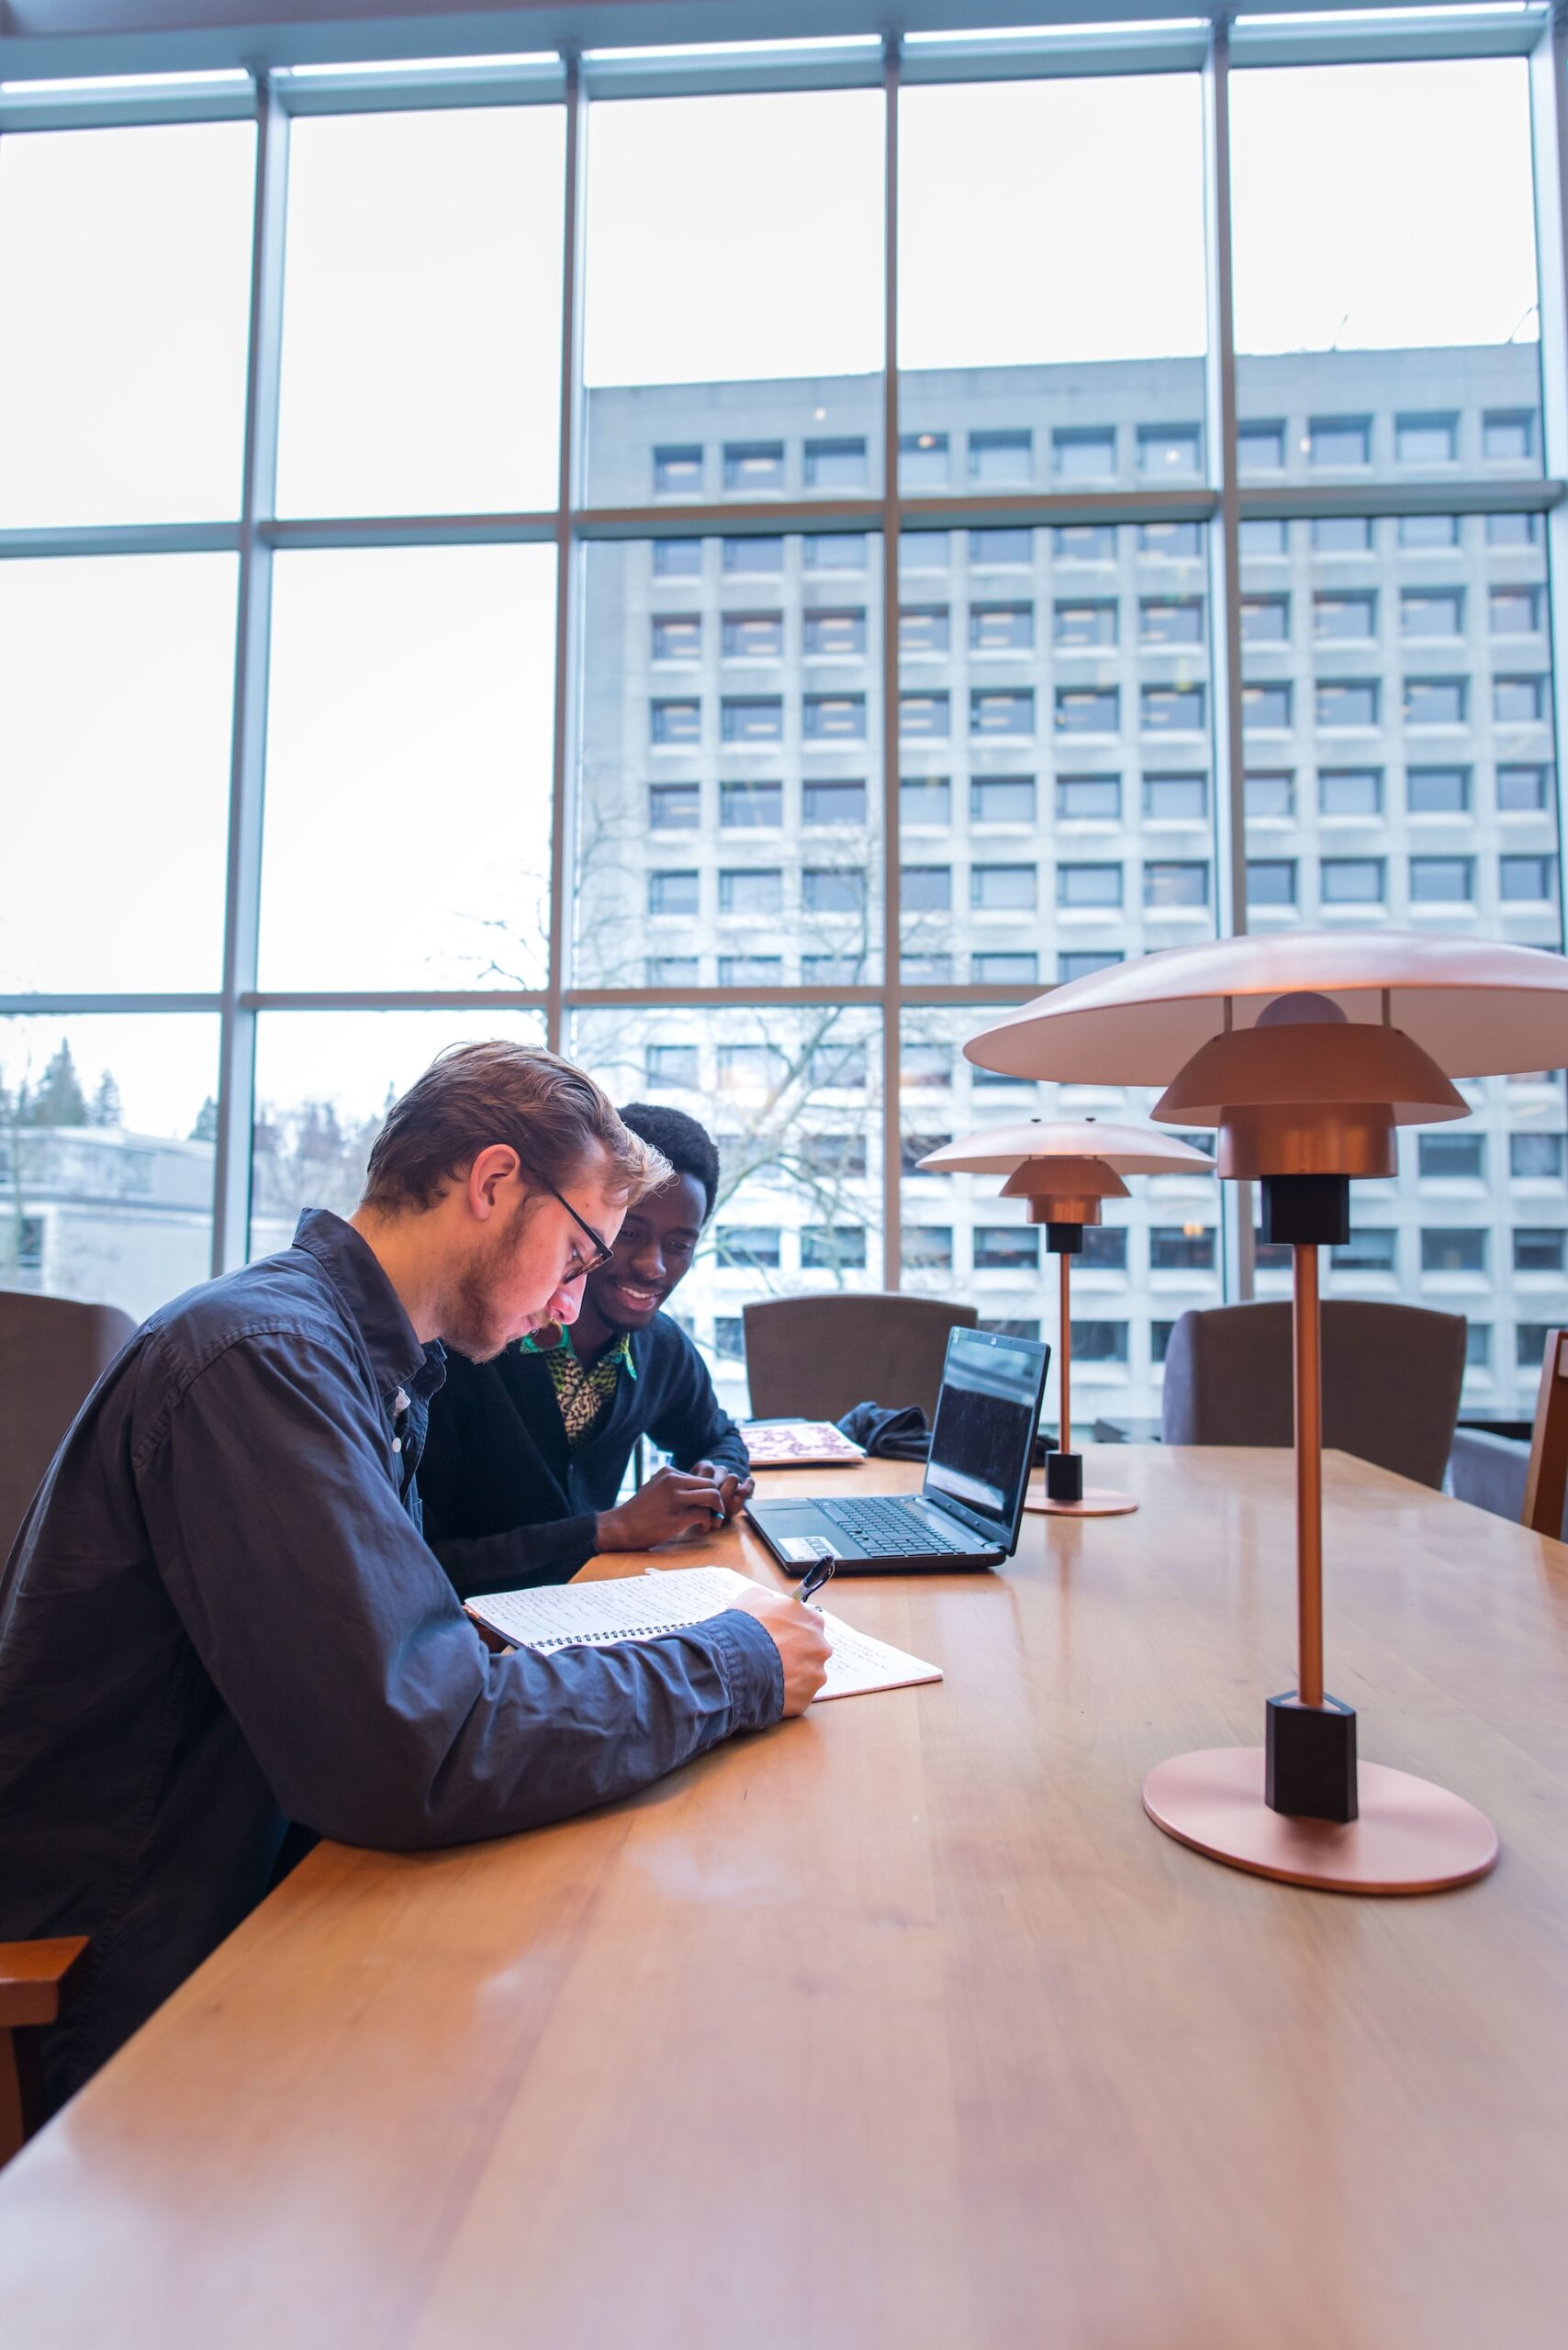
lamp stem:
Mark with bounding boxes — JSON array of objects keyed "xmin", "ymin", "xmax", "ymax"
[
  {"xmin": 1293, "ymin": 1240, "xmax": 1325, "ymax": 1709},
  {"xmin": 1058, "ymin": 1248, "xmax": 1071, "ymax": 1458}
]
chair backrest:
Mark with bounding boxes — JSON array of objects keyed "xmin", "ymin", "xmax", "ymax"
[
  {"xmin": 1160, "ymin": 1297, "xmax": 1466, "ymax": 1490},
  {"xmin": 742, "ymin": 1293, "xmax": 979, "ymax": 1425},
  {"xmin": 1523, "ymin": 1326, "xmax": 1568, "ymax": 1537},
  {"xmin": 0, "ymin": 1289, "xmax": 137, "ymax": 1558}
]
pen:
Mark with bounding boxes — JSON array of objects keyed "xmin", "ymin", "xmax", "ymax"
[{"xmin": 797, "ymin": 1555, "xmax": 835, "ymax": 1605}]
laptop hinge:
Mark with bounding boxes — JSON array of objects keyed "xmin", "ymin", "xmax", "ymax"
[{"xmin": 925, "ymin": 1494, "xmax": 1002, "ymax": 1549}]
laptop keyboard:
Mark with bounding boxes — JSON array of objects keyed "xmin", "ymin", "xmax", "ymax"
[{"xmin": 819, "ymin": 1497, "xmax": 974, "ymax": 1556}]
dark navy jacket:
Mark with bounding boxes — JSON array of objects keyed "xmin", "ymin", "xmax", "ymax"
[
  {"xmin": 0, "ymin": 1212, "xmax": 782, "ymax": 2105},
  {"xmin": 421, "ymin": 1315, "xmax": 751, "ymax": 1597}
]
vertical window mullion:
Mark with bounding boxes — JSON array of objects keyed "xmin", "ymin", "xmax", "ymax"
[
  {"xmin": 881, "ymin": 32, "xmax": 902, "ymax": 1292},
  {"xmin": 1203, "ymin": 17, "xmax": 1254, "ymax": 1306},
  {"xmin": 212, "ymin": 75, "xmax": 286, "ymax": 1275},
  {"xmin": 548, "ymin": 58, "xmax": 586, "ymax": 1057}
]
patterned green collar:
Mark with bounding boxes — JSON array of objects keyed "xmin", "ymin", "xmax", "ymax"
[{"xmin": 521, "ymin": 1324, "xmax": 637, "ymax": 1380}]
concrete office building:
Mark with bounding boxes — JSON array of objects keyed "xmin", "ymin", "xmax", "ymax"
[{"xmin": 576, "ymin": 344, "xmax": 1562, "ymax": 1422}]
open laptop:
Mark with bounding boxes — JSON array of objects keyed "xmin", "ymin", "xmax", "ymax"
[{"xmin": 745, "ymin": 1326, "xmax": 1049, "ymax": 1573}]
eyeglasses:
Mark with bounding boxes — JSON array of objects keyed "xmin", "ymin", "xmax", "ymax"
[{"xmin": 534, "ymin": 1174, "xmax": 615, "ymax": 1280}]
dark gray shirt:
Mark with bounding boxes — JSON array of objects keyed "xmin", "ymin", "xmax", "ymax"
[{"xmin": 0, "ymin": 1211, "xmax": 783, "ymax": 2105}]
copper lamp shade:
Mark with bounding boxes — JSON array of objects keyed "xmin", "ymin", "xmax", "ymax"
[
  {"xmin": 964, "ymin": 931, "xmax": 1565, "ymax": 1895},
  {"xmin": 920, "ymin": 1120, "xmax": 1214, "ymax": 1517}
]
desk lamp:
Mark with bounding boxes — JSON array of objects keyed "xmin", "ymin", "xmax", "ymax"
[
  {"xmin": 967, "ymin": 932, "xmax": 1568, "ymax": 1893},
  {"xmin": 919, "ymin": 1119, "xmax": 1215, "ymax": 1516}
]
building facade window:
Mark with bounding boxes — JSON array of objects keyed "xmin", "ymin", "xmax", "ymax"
[
  {"xmin": 972, "ymin": 863, "xmax": 1037, "ymax": 912},
  {"xmin": 652, "ymin": 614, "xmax": 701, "ymax": 660},
  {"xmin": 902, "ymin": 864, "xmax": 952, "ymax": 912},
  {"xmin": 1314, "ymin": 592, "xmax": 1376, "ymax": 641},
  {"xmin": 648, "ymin": 869, "xmax": 700, "ymax": 917},
  {"xmin": 972, "ymin": 688, "xmax": 1035, "ymax": 737},
  {"xmin": 802, "ymin": 692, "xmax": 866, "ymax": 740},
  {"xmin": 900, "ymin": 431, "xmax": 948, "ymax": 487},
  {"xmin": 1144, "ymin": 861, "xmax": 1208, "ymax": 909},
  {"xmin": 1420, "ymin": 1132, "xmax": 1486, "ymax": 1178},
  {"xmin": 720, "ymin": 780, "xmax": 782, "ymax": 828},
  {"xmin": 1317, "ymin": 680, "xmax": 1379, "ymax": 728},
  {"xmin": 975, "ymin": 1225, "xmax": 1040, "ymax": 1270},
  {"xmin": 901, "ymin": 690, "xmax": 950, "ymax": 738},
  {"xmin": 1058, "ymin": 776, "xmax": 1121, "ymax": 820},
  {"xmin": 1056, "ymin": 687, "xmax": 1118, "ymax": 734},
  {"xmin": 1244, "ymin": 683, "xmax": 1292, "ymax": 730},
  {"xmin": 969, "ymin": 430, "xmax": 1032, "ymax": 483},
  {"xmin": 902, "ymin": 777, "xmax": 951, "ymax": 824},
  {"xmin": 718, "ymin": 867, "xmax": 783, "ymax": 915},
  {"xmin": 1421, "ymin": 1228, "xmax": 1487, "ymax": 1272},
  {"xmin": 653, "ymin": 444, "xmax": 702, "ymax": 495},
  {"xmin": 1142, "ymin": 684, "xmax": 1205, "ymax": 733},
  {"xmin": 1055, "ymin": 601, "xmax": 1116, "ymax": 649},
  {"xmin": 1321, "ymin": 857, "xmax": 1384, "ymax": 905},
  {"xmin": 1248, "ymin": 858, "xmax": 1296, "ymax": 908},
  {"xmin": 1319, "ymin": 768, "xmax": 1381, "ymax": 818},
  {"xmin": 649, "ymin": 782, "xmax": 700, "ymax": 829},
  {"xmin": 1395, "ymin": 414, "xmax": 1457, "ymax": 464},
  {"xmin": 1484, "ymin": 411, "xmax": 1534, "ymax": 461},
  {"xmin": 1307, "ymin": 417, "xmax": 1371, "ymax": 466},
  {"xmin": 900, "ymin": 606, "xmax": 949, "ymax": 656},
  {"xmin": 720, "ymin": 696, "xmax": 782, "ymax": 744},
  {"xmin": 1143, "ymin": 775, "xmax": 1207, "ymax": 822},
  {"xmin": 1053, "ymin": 428, "xmax": 1115, "ymax": 478},
  {"xmin": 1404, "ymin": 678, "xmax": 1466, "ymax": 726},
  {"xmin": 803, "ymin": 608, "xmax": 866, "ymax": 658},
  {"xmin": 1059, "ymin": 863, "xmax": 1123, "ymax": 909},
  {"xmin": 1407, "ymin": 767, "xmax": 1469, "ymax": 815},
  {"xmin": 802, "ymin": 437, "xmax": 866, "ymax": 489},
  {"xmin": 722, "ymin": 442, "xmax": 784, "ymax": 492},
  {"xmin": 1409, "ymin": 856, "xmax": 1473, "ymax": 903},
  {"xmin": 802, "ymin": 780, "xmax": 865, "ymax": 825},
  {"xmin": 972, "ymin": 603, "xmax": 1034, "ymax": 652},
  {"xmin": 1138, "ymin": 424, "xmax": 1201, "ymax": 474},
  {"xmin": 972, "ymin": 777, "xmax": 1036, "ymax": 824},
  {"xmin": 722, "ymin": 611, "xmax": 782, "ymax": 659}
]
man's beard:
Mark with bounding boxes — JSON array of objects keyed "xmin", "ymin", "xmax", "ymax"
[{"xmin": 442, "ymin": 1208, "xmax": 537, "ymax": 1362}]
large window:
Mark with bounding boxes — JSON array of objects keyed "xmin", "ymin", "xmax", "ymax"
[{"xmin": 6, "ymin": 24, "xmax": 1564, "ymax": 1416}]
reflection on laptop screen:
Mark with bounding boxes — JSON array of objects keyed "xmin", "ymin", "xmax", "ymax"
[{"xmin": 924, "ymin": 1329, "xmax": 1043, "ymax": 1533}]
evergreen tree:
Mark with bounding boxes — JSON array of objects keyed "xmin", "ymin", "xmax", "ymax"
[
  {"xmin": 88, "ymin": 1070, "xmax": 124, "ymax": 1128},
  {"xmin": 22, "ymin": 1042, "xmax": 88, "ymax": 1127},
  {"xmin": 189, "ymin": 1095, "xmax": 219, "ymax": 1144}
]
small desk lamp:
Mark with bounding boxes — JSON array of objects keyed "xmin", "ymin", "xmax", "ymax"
[
  {"xmin": 919, "ymin": 1119, "xmax": 1215, "ymax": 1516},
  {"xmin": 967, "ymin": 931, "xmax": 1568, "ymax": 1894}
]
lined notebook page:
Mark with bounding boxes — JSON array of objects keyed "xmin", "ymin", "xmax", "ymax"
[{"xmin": 467, "ymin": 1566, "xmax": 942, "ymax": 1704}]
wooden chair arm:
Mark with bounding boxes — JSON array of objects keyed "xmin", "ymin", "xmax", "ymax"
[{"xmin": 0, "ymin": 1938, "xmax": 89, "ymax": 2031}]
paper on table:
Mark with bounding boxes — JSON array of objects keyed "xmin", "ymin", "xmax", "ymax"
[{"xmin": 466, "ymin": 1565, "xmax": 942, "ymax": 1705}]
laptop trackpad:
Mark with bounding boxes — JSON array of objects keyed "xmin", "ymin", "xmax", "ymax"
[{"xmin": 754, "ymin": 1503, "xmax": 852, "ymax": 1560}]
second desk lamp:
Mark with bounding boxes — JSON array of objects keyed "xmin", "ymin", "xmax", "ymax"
[{"xmin": 920, "ymin": 1119, "xmax": 1215, "ymax": 1516}]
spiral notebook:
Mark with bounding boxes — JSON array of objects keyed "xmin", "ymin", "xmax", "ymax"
[{"xmin": 466, "ymin": 1566, "xmax": 942, "ymax": 1703}]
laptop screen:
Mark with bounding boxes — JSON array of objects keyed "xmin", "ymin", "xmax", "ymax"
[{"xmin": 923, "ymin": 1326, "xmax": 1047, "ymax": 1539}]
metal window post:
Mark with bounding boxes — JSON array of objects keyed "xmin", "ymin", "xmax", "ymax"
[
  {"xmin": 211, "ymin": 74, "xmax": 287, "ymax": 1274},
  {"xmin": 1204, "ymin": 12, "xmax": 1255, "ymax": 1304},
  {"xmin": 879, "ymin": 31, "xmax": 903, "ymax": 1292},
  {"xmin": 548, "ymin": 57, "xmax": 587, "ymax": 1058},
  {"xmin": 1531, "ymin": 7, "xmax": 1568, "ymax": 961}
]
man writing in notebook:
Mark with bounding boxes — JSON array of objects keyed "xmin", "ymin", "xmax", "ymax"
[
  {"xmin": 420, "ymin": 1102, "xmax": 753, "ymax": 1595},
  {"xmin": 0, "ymin": 1043, "xmax": 827, "ymax": 2109}
]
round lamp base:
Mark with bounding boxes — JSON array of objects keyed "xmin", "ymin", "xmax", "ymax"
[
  {"xmin": 1024, "ymin": 1487, "xmax": 1138, "ymax": 1517},
  {"xmin": 1143, "ymin": 1747, "xmax": 1498, "ymax": 1894}
]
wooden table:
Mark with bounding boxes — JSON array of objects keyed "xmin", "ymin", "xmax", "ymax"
[{"xmin": 3, "ymin": 1447, "xmax": 1568, "ymax": 2347}]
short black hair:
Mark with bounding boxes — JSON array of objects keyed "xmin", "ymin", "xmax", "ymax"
[{"xmin": 616, "ymin": 1102, "xmax": 721, "ymax": 1222}]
